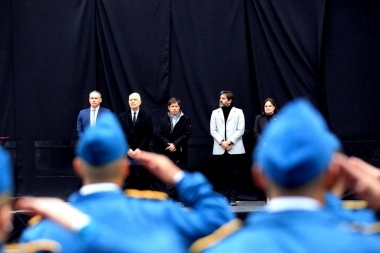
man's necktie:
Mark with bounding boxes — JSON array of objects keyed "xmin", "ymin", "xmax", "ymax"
[{"xmin": 132, "ymin": 112, "xmax": 137, "ymax": 126}]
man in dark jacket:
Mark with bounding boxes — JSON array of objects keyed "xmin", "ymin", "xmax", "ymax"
[
  {"xmin": 157, "ymin": 98, "xmax": 191, "ymax": 199},
  {"xmin": 118, "ymin": 92, "xmax": 153, "ymax": 190},
  {"xmin": 157, "ymin": 97, "xmax": 191, "ymax": 170}
]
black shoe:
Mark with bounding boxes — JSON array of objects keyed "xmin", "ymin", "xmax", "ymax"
[{"xmin": 229, "ymin": 198, "xmax": 237, "ymax": 206}]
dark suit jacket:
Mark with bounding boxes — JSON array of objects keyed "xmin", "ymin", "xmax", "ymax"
[
  {"xmin": 77, "ymin": 107, "xmax": 111, "ymax": 138},
  {"xmin": 253, "ymin": 114, "xmax": 277, "ymax": 141},
  {"xmin": 157, "ymin": 114, "xmax": 191, "ymax": 164},
  {"xmin": 118, "ymin": 110, "xmax": 153, "ymax": 151}
]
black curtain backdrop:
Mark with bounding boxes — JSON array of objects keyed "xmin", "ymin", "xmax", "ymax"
[
  {"xmin": 0, "ymin": 0, "xmax": 379, "ymax": 199},
  {"xmin": 247, "ymin": 0, "xmax": 327, "ymax": 109},
  {"xmin": 324, "ymin": 0, "xmax": 380, "ymax": 139},
  {"xmin": 10, "ymin": 0, "xmax": 96, "ymax": 196},
  {"xmin": 0, "ymin": 0, "xmax": 15, "ymax": 138},
  {"xmin": 95, "ymin": 0, "xmax": 170, "ymax": 122}
]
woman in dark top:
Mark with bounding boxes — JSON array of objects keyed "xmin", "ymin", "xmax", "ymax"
[{"xmin": 254, "ymin": 98, "xmax": 277, "ymax": 141}]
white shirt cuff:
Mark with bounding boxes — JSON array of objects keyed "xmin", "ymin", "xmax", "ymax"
[
  {"xmin": 70, "ymin": 213, "xmax": 91, "ymax": 232},
  {"xmin": 173, "ymin": 171, "xmax": 185, "ymax": 184}
]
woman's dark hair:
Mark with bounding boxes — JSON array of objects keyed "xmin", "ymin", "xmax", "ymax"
[{"xmin": 261, "ymin": 98, "xmax": 277, "ymax": 115}]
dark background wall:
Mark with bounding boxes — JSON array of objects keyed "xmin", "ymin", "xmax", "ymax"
[{"xmin": 0, "ymin": 0, "xmax": 379, "ymax": 199}]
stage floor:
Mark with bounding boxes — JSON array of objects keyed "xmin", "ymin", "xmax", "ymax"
[{"xmin": 231, "ymin": 201, "xmax": 266, "ymax": 220}]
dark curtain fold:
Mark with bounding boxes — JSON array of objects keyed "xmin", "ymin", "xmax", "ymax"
[
  {"xmin": 170, "ymin": 0, "xmax": 254, "ymax": 141},
  {"xmin": 323, "ymin": 0, "xmax": 380, "ymax": 139},
  {"xmin": 95, "ymin": 0, "xmax": 170, "ymax": 127},
  {"xmin": 247, "ymin": 0, "xmax": 327, "ymax": 109},
  {"xmin": 0, "ymin": 0, "xmax": 15, "ymax": 138},
  {"xmin": 11, "ymin": 0, "xmax": 96, "ymax": 196},
  {"xmin": 12, "ymin": 0, "xmax": 96, "ymax": 140}
]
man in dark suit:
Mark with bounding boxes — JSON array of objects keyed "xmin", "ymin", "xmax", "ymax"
[
  {"xmin": 77, "ymin": 90, "xmax": 111, "ymax": 138},
  {"xmin": 157, "ymin": 98, "xmax": 191, "ymax": 199},
  {"xmin": 118, "ymin": 92, "xmax": 153, "ymax": 190},
  {"xmin": 157, "ymin": 97, "xmax": 191, "ymax": 170}
]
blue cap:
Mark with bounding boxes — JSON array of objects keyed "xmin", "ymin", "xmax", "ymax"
[
  {"xmin": 0, "ymin": 147, "xmax": 13, "ymax": 194},
  {"xmin": 254, "ymin": 99, "xmax": 341, "ymax": 188},
  {"xmin": 76, "ymin": 113, "xmax": 128, "ymax": 166}
]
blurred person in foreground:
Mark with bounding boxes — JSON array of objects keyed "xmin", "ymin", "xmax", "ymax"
[
  {"xmin": 341, "ymin": 156, "xmax": 380, "ymax": 221},
  {"xmin": 19, "ymin": 113, "xmax": 234, "ymax": 253},
  {"xmin": 190, "ymin": 99, "xmax": 380, "ymax": 253},
  {"xmin": 0, "ymin": 148, "xmax": 14, "ymax": 248},
  {"xmin": 0, "ymin": 148, "xmax": 60, "ymax": 252},
  {"xmin": 324, "ymin": 156, "xmax": 377, "ymax": 223}
]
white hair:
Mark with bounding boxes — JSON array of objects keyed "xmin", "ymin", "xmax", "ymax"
[
  {"xmin": 89, "ymin": 90, "xmax": 102, "ymax": 97},
  {"xmin": 129, "ymin": 92, "xmax": 141, "ymax": 101}
]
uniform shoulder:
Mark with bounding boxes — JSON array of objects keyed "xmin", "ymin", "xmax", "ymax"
[
  {"xmin": 346, "ymin": 220, "xmax": 380, "ymax": 234},
  {"xmin": 342, "ymin": 200, "xmax": 368, "ymax": 210},
  {"xmin": 125, "ymin": 189, "xmax": 169, "ymax": 200},
  {"xmin": 28, "ymin": 215, "xmax": 43, "ymax": 227},
  {"xmin": 4, "ymin": 239, "xmax": 61, "ymax": 253},
  {"xmin": 189, "ymin": 219, "xmax": 243, "ymax": 253}
]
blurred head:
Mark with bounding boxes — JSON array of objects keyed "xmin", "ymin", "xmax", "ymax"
[
  {"xmin": 89, "ymin": 91, "xmax": 102, "ymax": 109},
  {"xmin": 219, "ymin": 91, "xmax": 234, "ymax": 107},
  {"xmin": 75, "ymin": 113, "xmax": 130, "ymax": 186},
  {"xmin": 168, "ymin": 98, "xmax": 181, "ymax": 116},
  {"xmin": 0, "ymin": 147, "xmax": 14, "ymax": 242},
  {"xmin": 253, "ymin": 99, "xmax": 341, "ymax": 199},
  {"xmin": 262, "ymin": 98, "xmax": 276, "ymax": 116},
  {"xmin": 129, "ymin": 93, "xmax": 142, "ymax": 112}
]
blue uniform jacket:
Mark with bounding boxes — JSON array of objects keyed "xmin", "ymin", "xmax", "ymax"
[
  {"xmin": 20, "ymin": 172, "xmax": 234, "ymax": 253},
  {"xmin": 202, "ymin": 210, "xmax": 380, "ymax": 253},
  {"xmin": 324, "ymin": 193, "xmax": 376, "ymax": 223}
]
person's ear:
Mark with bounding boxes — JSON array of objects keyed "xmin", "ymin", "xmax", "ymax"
[
  {"xmin": 73, "ymin": 157, "xmax": 83, "ymax": 177},
  {"xmin": 0, "ymin": 203, "xmax": 12, "ymax": 242},
  {"xmin": 325, "ymin": 154, "xmax": 343, "ymax": 192},
  {"xmin": 121, "ymin": 158, "xmax": 130, "ymax": 178},
  {"xmin": 252, "ymin": 164, "xmax": 267, "ymax": 190}
]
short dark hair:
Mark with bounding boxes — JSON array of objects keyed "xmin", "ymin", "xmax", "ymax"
[
  {"xmin": 220, "ymin": 91, "xmax": 234, "ymax": 102},
  {"xmin": 261, "ymin": 98, "xmax": 277, "ymax": 115},
  {"xmin": 168, "ymin": 97, "xmax": 181, "ymax": 107}
]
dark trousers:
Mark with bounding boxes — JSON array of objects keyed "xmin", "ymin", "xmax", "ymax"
[
  {"xmin": 214, "ymin": 153, "xmax": 243, "ymax": 200},
  {"xmin": 123, "ymin": 164, "xmax": 167, "ymax": 192},
  {"xmin": 123, "ymin": 165, "xmax": 151, "ymax": 191}
]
